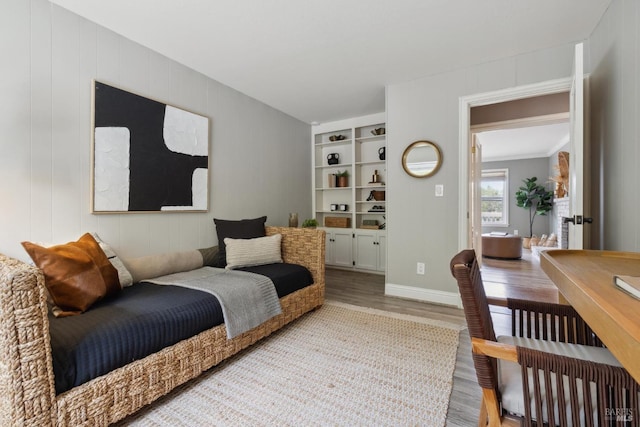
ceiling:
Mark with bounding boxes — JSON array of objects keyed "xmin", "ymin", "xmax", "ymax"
[
  {"xmin": 477, "ymin": 122, "xmax": 570, "ymax": 162},
  {"xmin": 50, "ymin": 0, "xmax": 611, "ymax": 124}
]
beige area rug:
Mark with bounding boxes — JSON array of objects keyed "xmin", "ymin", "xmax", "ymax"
[{"xmin": 119, "ymin": 301, "xmax": 462, "ymax": 427}]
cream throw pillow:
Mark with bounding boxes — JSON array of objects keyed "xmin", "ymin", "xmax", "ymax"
[
  {"xmin": 224, "ymin": 234, "xmax": 282, "ymax": 269},
  {"xmin": 91, "ymin": 232, "xmax": 134, "ymax": 287}
]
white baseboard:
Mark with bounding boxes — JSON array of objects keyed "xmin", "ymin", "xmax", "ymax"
[{"xmin": 385, "ymin": 283, "xmax": 462, "ymax": 308}]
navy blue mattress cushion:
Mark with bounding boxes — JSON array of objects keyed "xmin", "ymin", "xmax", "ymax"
[
  {"xmin": 48, "ymin": 263, "xmax": 313, "ymax": 394},
  {"xmin": 238, "ymin": 262, "xmax": 313, "ymax": 297}
]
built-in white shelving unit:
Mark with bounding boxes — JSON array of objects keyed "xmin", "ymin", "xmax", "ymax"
[{"xmin": 312, "ymin": 113, "xmax": 386, "ymax": 273}]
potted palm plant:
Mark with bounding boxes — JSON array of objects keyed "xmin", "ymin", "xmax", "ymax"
[{"xmin": 515, "ymin": 177, "xmax": 554, "ymax": 248}]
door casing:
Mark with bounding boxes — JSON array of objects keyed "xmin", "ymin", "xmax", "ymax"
[{"xmin": 458, "ymin": 78, "xmax": 574, "ymax": 250}]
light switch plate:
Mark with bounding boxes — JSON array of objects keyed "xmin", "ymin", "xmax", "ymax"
[{"xmin": 435, "ymin": 184, "xmax": 444, "ymax": 197}]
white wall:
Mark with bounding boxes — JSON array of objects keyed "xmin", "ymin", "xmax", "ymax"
[
  {"xmin": 0, "ymin": 0, "xmax": 310, "ymax": 261},
  {"xmin": 589, "ymin": 0, "xmax": 640, "ymax": 251},
  {"xmin": 386, "ymin": 44, "xmax": 578, "ymax": 303}
]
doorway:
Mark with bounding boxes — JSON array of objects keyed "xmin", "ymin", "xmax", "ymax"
[
  {"xmin": 472, "ymin": 97, "xmax": 570, "ymax": 245},
  {"xmin": 458, "ymin": 78, "xmax": 573, "ymax": 251},
  {"xmin": 458, "ymin": 80, "xmax": 574, "ymax": 304}
]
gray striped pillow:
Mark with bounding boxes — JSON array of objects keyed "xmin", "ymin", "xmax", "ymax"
[{"xmin": 224, "ymin": 234, "xmax": 282, "ymax": 269}]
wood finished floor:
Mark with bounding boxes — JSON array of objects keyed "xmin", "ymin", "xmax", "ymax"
[{"xmin": 325, "ymin": 248, "xmax": 558, "ymax": 426}]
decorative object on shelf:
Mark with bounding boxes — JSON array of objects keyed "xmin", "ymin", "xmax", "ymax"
[
  {"xmin": 361, "ymin": 219, "xmax": 380, "ymax": 230},
  {"xmin": 366, "ymin": 190, "xmax": 385, "ymax": 201},
  {"xmin": 372, "ymin": 190, "xmax": 385, "ymax": 201},
  {"xmin": 402, "ymin": 140, "xmax": 442, "ymax": 178},
  {"xmin": 92, "ymin": 80, "xmax": 209, "ymax": 213},
  {"xmin": 328, "ymin": 173, "xmax": 336, "ymax": 188},
  {"xmin": 336, "ymin": 170, "xmax": 349, "ymax": 187},
  {"xmin": 301, "ymin": 218, "xmax": 318, "ymax": 228},
  {"xmin": 368, "ymin": 169, "xmax": 382, "ymax": 184},
  {"xmin": 327, "ymin": 153, "xmax": 339, "ymax": 165},
  {"xmin": 378, "ymin": 147, "xmax": 385, "ymax": 160},
  {"xmin": 325, "ymin": 217, "xmax": 351, "ymax": 228},
  {"xmin": 371, "ymin": 128, "xmax": 385, "ymax": 136},
  {"xmin": 368, "ymin": 205, "xmax": 385, "ymax": 212},
  {"xmin": 515, "ymin": 176, "xmax": 554, "ymax": 244},
  {"xmin": 288, "ymin": 212, "xmax": 299, "ymax": 228},
  {"xmin": 338, "ymin": 204, "xmax": 348, "ymax": 212},
  {"xmin": 330, "ymin": 204, "xmax": 338, "ymax": 211},
  {"xmin": 329, "ymin": 135, "xmax": 346, "ymax": 141}
]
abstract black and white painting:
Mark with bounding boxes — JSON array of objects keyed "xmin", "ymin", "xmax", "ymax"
[{"xmin": 92, "ymin": 81, "xmax": 209, "ymax": 213}]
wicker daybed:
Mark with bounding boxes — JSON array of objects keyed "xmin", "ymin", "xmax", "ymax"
[{"xmin": 0, "ymin": 226, "xmax": 325, "ymax": 426}]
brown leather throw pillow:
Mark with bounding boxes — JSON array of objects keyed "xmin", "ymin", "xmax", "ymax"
[{"xmin": 22, "ymin": 233, "xmax": 121, "ymax": 317}]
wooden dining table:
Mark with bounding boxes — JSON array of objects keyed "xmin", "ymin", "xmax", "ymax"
[{"xmin": 540, "ymin": 249, "xmax": 640, "ymax": 384}]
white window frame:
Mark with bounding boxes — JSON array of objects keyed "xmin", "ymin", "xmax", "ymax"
[{"xmin": 481, "ymin": 168, "xmax": 509, "ymax": 227}]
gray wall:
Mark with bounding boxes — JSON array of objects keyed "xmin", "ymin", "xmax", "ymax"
[
  {"xmin": 386, "ymin": 43, "xmax": 577, "ymax": 301},
  {"xmin": 0, "ymin": 0, "xmax": 310, "ymax": 261},
  {"xmin": 481, "ymin": 158, "xmax": 552, "ymax": 238},
  {"xmin": 589, "ymin": 0, "xmax": 640, "ymax": 251},
  {"xmin": 385, "ymin": 0, "xmax": 640, "ymax": 301}
]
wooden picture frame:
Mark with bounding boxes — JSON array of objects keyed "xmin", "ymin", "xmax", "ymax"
[{"xmin": 91, "ymin": 80, "xmax": 209, "ymax": 213}]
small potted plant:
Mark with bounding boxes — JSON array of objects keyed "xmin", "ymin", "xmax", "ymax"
[
  {"xmin": 302, "ymin": 218, "xmax": 318, "ymax": 228},
  {"xmin": 336, "ymin": 170, "xmax": 349, "ymax": 187},
  {"xmin": 515, "ymin": 177, "xmax": 554, "ymax": 248}
]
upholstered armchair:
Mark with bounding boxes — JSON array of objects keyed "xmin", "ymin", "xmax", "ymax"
[{"xmin": 450, "ymin": 249, "xmax": 638, "ymax": 427}]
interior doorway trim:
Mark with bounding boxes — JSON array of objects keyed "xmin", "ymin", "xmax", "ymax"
[{"xmin": 458, "ymin": 77, "xmax": 572, "ymax": 251}]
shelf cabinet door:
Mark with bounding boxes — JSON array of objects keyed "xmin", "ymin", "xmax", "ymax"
[
  {"xmin": 377, "ymin": 233, "xmax": 386, "ymax": 272},
  {"xmin": 354, "ymin": 230, "xmax": 386, "ymax": 271},
  {"xmin": 326, "ymin": 229, "xmax": 353, "ymax": 268},
  {"xmin": 354, "ymin": 230, "xmax": 378, "ymax": 271}
]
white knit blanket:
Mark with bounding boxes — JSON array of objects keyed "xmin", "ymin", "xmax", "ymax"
[{"xmin": 146, "ymin": 267, "xmax": 282, "ymax": 338}]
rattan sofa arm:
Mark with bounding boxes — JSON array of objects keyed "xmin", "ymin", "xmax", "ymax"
[
  {"xmin": 0, "ymin": 254, "xmax": 56, "ymax": 427},
  {"xmin": 266, "ymin": 226, "xmax": 326, "ymax": 289}
]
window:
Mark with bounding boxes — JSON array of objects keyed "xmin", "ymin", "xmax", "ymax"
[{"xmin": 481, "ymin": 168, "xmax": 509, "ymax": 226}]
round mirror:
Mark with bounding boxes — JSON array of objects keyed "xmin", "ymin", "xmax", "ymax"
[{"xmin": 402, "ymin": 140, "xmax": 442, "ymax": 178}]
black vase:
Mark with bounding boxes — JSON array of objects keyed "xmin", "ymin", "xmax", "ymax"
[{"xmin": 378, "ymin": 147, "xmax": 386, "ymax": 161}]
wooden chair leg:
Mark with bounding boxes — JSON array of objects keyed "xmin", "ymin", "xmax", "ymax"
[
  {"xmin": 478, "ymin": 397, "xmax": 488, "ymax": 426},
  {"xmin": 481, "ymin": 389, "xmax": 502, "ymax": 427}
]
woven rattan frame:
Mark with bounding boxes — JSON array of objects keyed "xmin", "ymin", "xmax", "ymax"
[{"xmin": 0, "ymin": 226, "xmax": 325, "ymax": 426}]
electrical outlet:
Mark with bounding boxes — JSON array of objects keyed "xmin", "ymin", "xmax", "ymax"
[
  {"xmin": 417, "ymin": 262, "xmax": 425, "ymax": 275},
  {"xmin": 514, "ymin": 229, "xmax": 519, "ymax": 236}
]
